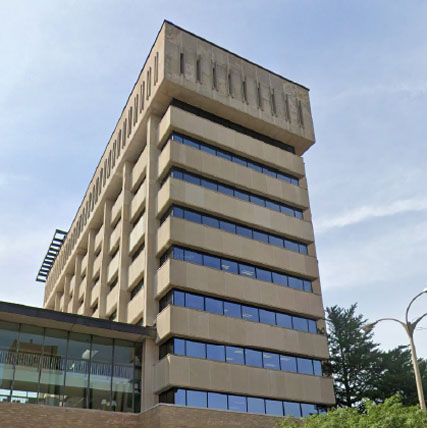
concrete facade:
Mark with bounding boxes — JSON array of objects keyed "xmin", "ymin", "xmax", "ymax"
[{"xmin": 38, "ymin": 20, "xmax": 334, "ymax": 422}]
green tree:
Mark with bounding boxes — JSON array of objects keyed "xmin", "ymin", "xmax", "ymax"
[{"xmin": 325, "ymin": 304, "xmax": 382, "ymax": 407}]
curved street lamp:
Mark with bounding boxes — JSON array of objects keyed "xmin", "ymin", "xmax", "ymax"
[{"xmin": 362, "ymin": 288, "xmax": 427, "ymax": 411}]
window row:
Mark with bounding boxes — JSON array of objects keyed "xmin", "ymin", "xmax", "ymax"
[
  {"xmin": 159, "ymin": 290, "xmax": 317, "ymax": 334},
  {"xmin": 161, "ymin": 205, "xmax": 308, "ymax": 255},
  {"xmin": 159, "ymin": 388, "xmax": 326, "ymax": 418},
  {"xmin": 163, "ymin": 168, "xmax": 303, "ymax": 219},
  {"xmin": 166, "ymin": 132, "xmax": 299, "ymax": 185},
  {"xmin": 160, "ymin": 338, "xmax": 322, "ymax": 376},
  {"xmin": 160, "ymin": 247, "xmax": 313, "ymax": 293}
]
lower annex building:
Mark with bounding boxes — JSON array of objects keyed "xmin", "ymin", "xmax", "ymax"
[{"xmin": 1, "ymin": 21, "xmax": 335, "ymax": 428}]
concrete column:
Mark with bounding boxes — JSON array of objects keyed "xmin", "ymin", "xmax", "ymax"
[
  {"xmin": 63, "ymin": 274, "xmax": 72, "ymax": 312},
  {"xmin": 141, "ymin": 338, "xmax": 158, "ymax": 411},
  {"xmin": 84, "ymin": 229, "xmax": 96, "ymax": 316},
  {"xmin": 71, "ymin": 252, "xmax": 84, "ymax": 313},
  {"xmin": 99, "ymin": 200, "xmax": 113, "ymax": 318}
]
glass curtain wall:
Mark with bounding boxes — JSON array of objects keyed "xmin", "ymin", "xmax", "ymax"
[{"xmin": 0, "ymin": 320, "xmax": 142, "ymax": 412}]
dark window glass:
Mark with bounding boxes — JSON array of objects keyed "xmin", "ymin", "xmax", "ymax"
[
  {"xmin": 297, "ymin": 358, "xmax": 314, "ymax": 375},
  {"xmin": 256, "ymin": 268, "xmax": 272, "ymax": 282},
  {"xmin": 186, "ymin": 293, "xmax": 204, "ymax": 311},
  {"xmin": 263, "ymin": 352, "xmax": 280, "ymax": 370},
  {"xmin": 266, "ymin": 200, "xmax": 281, "ymax": 212},
  {"xmin": 266, "ymin": 399, "xmax": 284, "ymax": 416},
  {"xmin": 303, "ymin": 280, "xmax": 312, "ymax": 293},
  {"xmin": 228, "ymin": 395, "xmax": 247, "ymax": 412},
  {"xmin": 174, "ymin": 338, "xmax": 185, "ymax": 356},
  {"xmin": 184, "ymin": 210, "xmax": 202, "ymax": 223},
  {"xmin": 175, "ymin": 388, "xmax": 186, "ymax": 405},
  {"xmin": 225, "ymin": 346, "xmax": 244, "ymax": 365},
  {"xmin": 186, "ymin": 341, "xmax": 206, "ymax": 359},
  {"xmin": 272, "ymin": 272, "xmax": 288, "ymax": 287},
  {"xmin": 277, "ymin": 172, "xmax": 290, "ymax": 182},
  {"xmin": 218, "ymin": 184, "xmax": 234, "ymax": 196},
  {"xmin": 203, "ymin": 255, "xmax": 221, "ymax": 270},
  {"xmin": 219, "ymin": 220, "xmax": 236, "ymax": 233},
  {"xmin": 200, "ymin": 144, "xmax": 216, "ymax": 155},
  {"xmin": 284, "ymin": 401, "xmax": 301, "ymax": 417},
  {"xmin": 239, "ymin": 264, "xmax": 255, "ymax": 278},
  {"xmin": 280, "ymin": 355, "xmax": 297, "ymax": 373},
  {"xmin": 247, "ymin": 161, "xmax": 262, "ymax": 172},
  {"xmin": 183, "ymin": 137, "xmax": 199, "ymax": 149},
  {"xmin": 262, "ymin": 167, "xmax": 276, "ymax": 178},
  {"xmin": 67, "ymin": 332, "xmax": 91, "ymax": 360},
  {"xmin": 285, "ymin": 240, "xmax": 299, "ymax": 252},
  {"xmin": 268, "ymin": 235, "xmax": 283, "ymax": 247},
  {"xmin": 184, "ymin": 249, "xmax": 203, "ymax": 265},
  {"xmin": 208, "ymin": 392, "xmax": 227, "ymax": 410},
  {"xmin": 289, "ymin": 277, "xmax": 303, "ymax": 290},
  {"xmin": 183, "ymin": 172, "xmax": 200, "ymax": 186},
  {"xmin": 171, "ymin": 169, "xmax": 183, "ymax": 180},
  {"xmin": 205, "ymin": 297, "xmax": 223, "ymax": 315},
  {"xmin": 253, "ymin": 230, "xmax": 269, "ymax": 243},
  {"xmin": 172, "ymin": 134, "xmax": 183, "ymax": 143},
  {"xmin": 206, "ymin": 344, "xmax": 225, "ymax": 362},
  {"xmin": 250, "ymin": 195, "xmax": 265, "ymax": 207},
  {"xmin": 202, "ymin": 215, "xmax": 219, "ymax": 228},
  {"xmin": 276, "ymin": 313, "xmax": 292, "ymax": 328},
  {"xmin": 259, "ymin": 309, "xmax": 276, "ymax": 325},
  {"xmin": 295, "ymin": 210, "xmax": 304, "ymax": 220},
  {"xmin": 187, "ymin": 390, "xmax": 207, "ymax": 408},
  {"xmin": 313, "ymin": 360, "xmax": 322, "ymax": 376},
  {"xmin": 172, "ymin": 206, "xmax": 184, "ymax": 218},
  {"xmin": 301, "ymin": 403, "xmax": 318, "ymax": 417},
  {"xmin": 236, "ymin": 225, "xmax": 252, "ymax": 238},
  {"xmin": 224, "ymin": 302, "xmax": 241, "ymax": 319},
  {"xmin": 234, "ymin": 189, "xmax": 250, "ymax": 201},
  {"xmin": 280, "ymin": 205, "xmax": 294, "ymax": 216},
  {"xmin": 0, "ymin": 321, "xmax": 19, "ymax": 350},
  {"xmin": 299, "ymin": 245, "xmax": 308, "ymax": 255},
  {"xmin": 308, "ymin": 319, "xmax": 317, "ymax": 334},
  {"xmin": 293, "ymin": 317, "xmax": 308, "ymax": 332},
  {"xmin": 91, "ymin": 336, "xmax": 113, "ymax": 362},
  {"xmin": 173, "ymin": 290, "xmax": 185, "ymax": 306},
  {"xmin": 232, "ymin": 155, "xmax": 247, "ymax": 166},
  {"xmin": 221, "ymin": 259, "xmax": 238, "ymax": 274},
  {"xmin": 173, "ymin": 247, "xmax": 184, "ymax": 261},
  {"xmin": 245, "ymin": 349, "xmax": 262, "ymax": 367},
  {"xmin": 201, "ymin": 178, "xmax": 217, "ymax": 191},
  {"xmin": 247, "ymin": 397, "xmax": 265, "ymax": 414},
  {"xmin": 241, "ymin": 306, "xmax": 259, "ymax": 322},
  {"xmin": 217, "ymin": 151, "xmax": 231, "ymax": 161}
]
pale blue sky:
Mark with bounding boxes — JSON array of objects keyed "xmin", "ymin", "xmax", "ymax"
[{"xmin": 0, "ymin": 1, "xmax": 426, "ymax": 357}]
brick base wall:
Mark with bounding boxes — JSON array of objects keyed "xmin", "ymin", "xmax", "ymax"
[{"xmin": 0, "ymin": 402, "xmax": 284, "ymax": 428}]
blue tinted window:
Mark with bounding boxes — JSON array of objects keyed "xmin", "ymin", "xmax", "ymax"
[
  {"xmin": 175, "ymin": 388, "xmax": 186, "ymax": 405},
  {"xmin": 263, "ymin": 352, "xmax": 280, "ymax": 370},
  {"xmin": 174, "ymin": 338, "xmax": 185, "ymax": 355},
  {"xmin": 277, "ymin": 172, "xmax": 290, "ymax": 182},
  {"xmin": 186, "ymin": 341, "xmax": 206, "ymax": 359},
  {"xmin": 187, "ymin": 390, "xmax": 207, "ymax": 408},
  {"xmin": 224, "ymin": 302, "xmax": 241, "ymax": 318},
  {"xmin": 173, "ymin": 247, "xmax": 184, "ymax": 260},
  {"xmin": 247, "ymin": 397, "xmax": 265, "ymax": 414},
  {"xmin": 171, "ymin": 169, "xmax": 183, "ymax": 180},
  {"xmin": 202, "ymin": 215, "xmax": 219, "ymax": 228},
  {"xmin": 253, "ymin": 231, "xmax": 269, "ymax": 243},
  {"xmin": 266, "ymin": 400, "xmax": 283, "ymax": 416},
  {"xmin": 245, "ymin": 349, "xmax": 262, "ymax": 367},
  {"xmin": 226, "ymin": 346, "xmax": 245, "ymax": 364},
  {"xmin": 218, "ymin": 184, "xmax": 234, "ymax": 196},
  {"xmin": 184, "ymin": 210, "xmax": 202, "ymax": 223},
  {"xmin": 308, "ymin": 320, "xmax": 317, "ymax": 334},
  {"xmin": 206, "ymin": 344, "xmax": 225, "ymax": 362},
  {"xmin": 228, "ymin": 395, "xmax": 247, "ymax": 412},
  {"xmin": 239, "ymin": 264, "xmax": 255, "ymax": 278},
  {"xmin": 184, "ymin": 249, "xmax": 203, "ymax": 264},
  {"xmin": 186, "ymin": 293, "xmax": 204, "ymax": 311},
  {"xmin": 172, "ymin": 206, "xmax": 184, "ymax": 218},
  {"xmin": 256, "ymin": 268, "xmax": 272, "ymax": 282},
  {"xmin": 250, "ymin": 195, "xmax": 265, "ymax": 207},
  {"xmin": 203, "ymin": 255, "xmax": 221, "ymax": 270},
  {"xmin": 201, "ymin": 178, "xmax": 217, "ymax": 191},
  {"xmin": 217, "ymin": 151, "xmax": 231, "ymax": 161},
  {"xmin": 232, "ymin": 156, "xmax": 247, "ymax": 166},
  {"xmin": 284, "ymin": 401, "xmax": 301, "ymax": 417},
  {"xmin": 303, "ymin": 280, "xmax": 312, "ymax": 293},
  {"xmin": 172, "ymin": 134, "xmax": 183, "ymax": 143},
  {"xmin": 173, "ymin": 290, "xmax": 185, "ymax": 306},
  {"xmin": 200, "ymin": 144, "xmax": 216, "ymax": 155},
  {"xmin": 289, "ymin": 277, "xmax": 303, "ymax": 290},
  {"xmin": 280, "ymin": 205, "xmax": 294, "ymax": 216},
  {"xmin": 276, "ymin": 313, "xmax": 292, "ymax": 328},
  {"xmin": 313, "ymin": 360, "xmax": 322, "ymax": 376},
  {"xmin": 236, "ymin": 225, "xmax": 252, "ymax": 238},
  {"xmin": 272, "ymin": 272, "xmax": 288, "ymax": 286},
  {"xmin": 301, "ymin": 403, "xmax": 318, "ymax": 417},
  {"xmin": 234, "ymin": 190, "xmax": 250, "ymax": 201},
  {"xmin": 259, "ymin": 309, "xmax": 276, "ymax": 325},
  {"xmin": 295, "ymin": 210, "xmax": 303, "ymax": 219},
  {"xmin": 219, "ymin": 220, "xmax": 236, "ymax": 233},
  {"xmin": 208, "ymin": 392, "xmax": 227, "ymax": 410},
  {"xmin": 293, "ymin": 317, "xmax": 308, "ymax": 332},
  {"xmin": 285, "ymin": 240, "xmax": 299, "ymax": 252},
  {"xmin": 205, "ymin": 297, "xmax": 223, "ymax": 314},
  {"xmin": 299, "ymin": 245, "xmax": 308, "ymax": 255},
  {"xmin": 184, "ymin": 137, "xmax": 199, "ymax": 149},
  {"xmin": 262, "ymin": 167, "xmax": 276, "ymax": 178},
  {"xmin": 266, "ymin": 200, "xmax": 281, "ymax": 212},
  {"xmin": 268, "ymin": 235, "xmax": 283, "ymax": 247},
  {"xmin": 242, "ymin": 306, "xmax": 259, "ymax": 322},
  {"xmin": 280, "ymin": 355, "xmax": 297, "ymax": 373},
  {"xmin": 183, "ymin": 172, "xmax": 200, "ymax": 186},
  {"xmin": 297, "ymin": 358, "xmax": 314, "ymax": 375},
  {"xmin": 247, "ymin": 161, "xmax": 262, "ymax": 172},
  {"xmin": 221, "ymin": 259, "xmax": 238, "ymax": 274}
]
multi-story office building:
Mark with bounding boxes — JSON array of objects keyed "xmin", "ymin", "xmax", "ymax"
[{"xmin": 25, "ymin": 20, "xmax": 335, "ymax": 427}]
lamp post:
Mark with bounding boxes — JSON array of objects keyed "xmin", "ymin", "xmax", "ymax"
[{"xmin": 362, "ymin": 288, "xmax": 427, "ymax": 411}]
